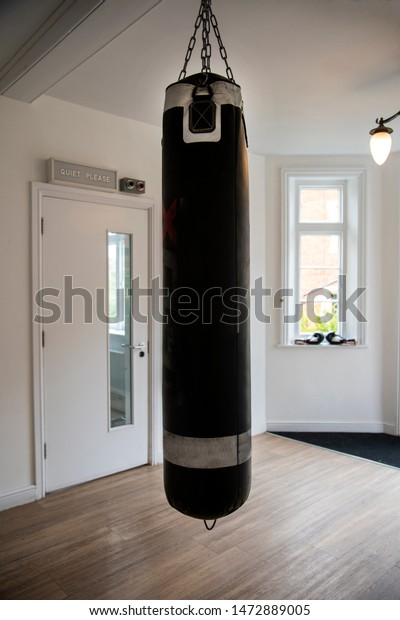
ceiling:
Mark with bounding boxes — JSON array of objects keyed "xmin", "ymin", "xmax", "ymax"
[{"xmin": 2, "ymin": 0, "xmax": 400, "ymax": 156}]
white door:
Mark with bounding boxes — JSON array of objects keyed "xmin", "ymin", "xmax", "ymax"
[{"xmin": 42, "ymin": 196, "xmax": 149, "ymax": 492}]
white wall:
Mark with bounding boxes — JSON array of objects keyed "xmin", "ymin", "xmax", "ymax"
[
  {"xmin": 380, "ymin": 153, "xmax": 400, "ymax": 434},
  {"xmin": 0, "ymin": 95, "xmax": 162, "ymax": 506},
  {"xmin": 0, "ymin": 94, "xmax": 268, "ymax": 508},
  {"xmin": 264, "ymin": 154, "xmax": 399, "ymax": 434},
  {"xmin": 249, "ymin": 152, "xmax": 268, "ymax": 435}
]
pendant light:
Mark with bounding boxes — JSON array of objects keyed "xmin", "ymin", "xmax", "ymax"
[{"xmin": 369, "ymin": 112, "xmax": 400, "ymax": 165}]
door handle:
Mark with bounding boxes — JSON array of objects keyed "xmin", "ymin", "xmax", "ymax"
[{"xmin": 122, "ymin": 343, "xmax": 147, "ymax": 350}]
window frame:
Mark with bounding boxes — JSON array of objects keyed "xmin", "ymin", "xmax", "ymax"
[{"xmin": 281, "ymin": 169, "xmax": 366, "ymax": 346}]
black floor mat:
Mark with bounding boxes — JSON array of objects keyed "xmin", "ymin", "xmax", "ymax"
[{"xmin": 273, "ymin": 432, "xmax": 400, "ymax": 468}]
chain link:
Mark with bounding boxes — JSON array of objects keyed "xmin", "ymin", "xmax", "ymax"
[
  {"xmin": 178, "ymin": 0, "xmax": 235, "ymax": 83},
  {"xmin": 200, "ymin": 4, "xmax": 211, "ymax": 73},
  {"xmin": 210, "ymin": 13, "xmax": 235, "ymax": 82},
  {"xmin": 179, "ymin": 6, "xmax": 203, "ymax": 81}
]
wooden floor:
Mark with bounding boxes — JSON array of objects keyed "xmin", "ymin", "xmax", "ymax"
[{"xmin": 2, "ymin": 433, "xmax": 400, "ymax": 600}]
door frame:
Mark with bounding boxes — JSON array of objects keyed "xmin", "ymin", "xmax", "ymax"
[{"xmin": 31, "ymin": 182, "xmax": 162, "ymax": 499}]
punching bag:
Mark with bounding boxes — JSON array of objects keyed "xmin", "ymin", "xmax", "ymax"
[{"xmin": 162, "ymin": 2, "xmax": 251, "ymax": 523}]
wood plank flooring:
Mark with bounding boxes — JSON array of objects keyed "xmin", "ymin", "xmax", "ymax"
[{"xmin": 2, "ymin": 433, "xmax": 400, "ymax": 600}]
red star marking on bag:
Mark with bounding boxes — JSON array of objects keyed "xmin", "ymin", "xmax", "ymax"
[{"xmin": 162, "ymin": 198, "xmax": 177, "ymax": 245}]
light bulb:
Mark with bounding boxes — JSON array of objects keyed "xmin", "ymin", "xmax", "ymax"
[{"xmin": 370, "ymin": 130, "xmax": 392, "ymax": 165}]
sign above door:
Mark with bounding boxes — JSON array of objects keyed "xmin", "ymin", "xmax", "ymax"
[{"xmin": 47, "ymin": 158, "xmax": 118, "ymax": 192}]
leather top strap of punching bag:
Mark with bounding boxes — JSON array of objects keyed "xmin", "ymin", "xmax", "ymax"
[{"xmin": 162, "ymin": 0, "xmax": 251, "ymax": 524}]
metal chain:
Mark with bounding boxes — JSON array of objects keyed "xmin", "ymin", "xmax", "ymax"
[
  {"xmin": 200, "ymin": 3, "xmax": 212, "ymax": 74},
  {"xmin": 178, "ymin": 0, "xmax": 235, "ymax": 83},
  {"xmin": 210, "ymin": 11, "xmax": 235, "ymax": 82},
  {"xmin": 178, "ymin": 4, "xmax": 203, "ymax": 81}
]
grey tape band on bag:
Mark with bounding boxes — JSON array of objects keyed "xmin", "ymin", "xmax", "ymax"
[
  {"xmin": 163, "ymin": 430, "xmax": 251, "ymax": 469},
  {"xmin": 164, "ymin": 81, "xmax": 243, "ymax": 112},
  {"xmin": 164, "ymin": 81, "xmax": 243, "ymax": 144}
]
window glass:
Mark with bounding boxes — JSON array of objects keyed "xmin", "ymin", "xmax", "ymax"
[
  {"xmin": 299, "ymin": 188, "xmax": 342, "ymax": 223},
  {"xmin": 299, "ymin": 234, "xmax": 340, "ymax": 334}
]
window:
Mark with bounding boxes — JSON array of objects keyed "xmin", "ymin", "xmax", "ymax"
[{"xmin": 282, "ymin": 170, "xmax": 366, "ymax": 345}]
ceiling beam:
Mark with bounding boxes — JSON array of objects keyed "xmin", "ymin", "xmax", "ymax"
[{"xmin": 0, "ymin": 0, "xmax": 164, "ymax": 102}]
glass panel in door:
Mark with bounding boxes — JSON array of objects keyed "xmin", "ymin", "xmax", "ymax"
[{"xmin": 108, "ymin": 232, "xmax": 132, "ymax": 428}]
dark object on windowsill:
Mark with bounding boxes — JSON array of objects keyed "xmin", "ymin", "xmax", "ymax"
[
  {"xmin": 295, "ymin": 332, "xmax": 324, "ymax": 345},
  {"xmin": 326, "ymin": 332, "xmax": 356, "ymax": 345}
]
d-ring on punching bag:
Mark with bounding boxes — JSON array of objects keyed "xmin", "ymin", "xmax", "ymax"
[{"xmin": 162, "ymin": 0, "xmax": 251, "ymax": 523}]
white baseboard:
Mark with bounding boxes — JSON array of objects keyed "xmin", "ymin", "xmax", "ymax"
[
  {"xmin": 0, "ymin": 485, "xmax": 37, "ymax": 512},
  {"xmin": 267, "ymin": 421, "xmax": 396, "ymax": 434},
  {"xmin": 383, "ymin": 423, "xmax": 397, "ymax": 435},
  {"xmin": 252, "ymin": 420, "xmax": 268, "ymax": 436}
]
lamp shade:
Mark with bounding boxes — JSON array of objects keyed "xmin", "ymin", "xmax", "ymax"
[{"xmin": 370, "ymin": 130, "xmax": 392, "ymax": 165}]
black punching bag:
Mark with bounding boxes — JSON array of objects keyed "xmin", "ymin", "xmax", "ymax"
[{"xmin": 162, "ymin": 2, "xmax": 251, "ymax": 522}]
